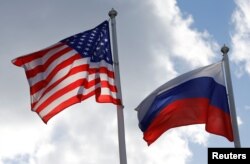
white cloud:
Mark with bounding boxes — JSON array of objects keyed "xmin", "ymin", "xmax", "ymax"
[
  {"xmin": 0, "ymin": 122, "xmax": 45, "ymax": 157},
  {"xmin": 231, "ymin": 0, "xmax": 250, "ymax": 75},
  {"xmin": 152, "ymin": 49, "xmax": 178, "ymax": 84},
  {"xmin": 179, "ymin": 125, "xmax": 209, "ymax": 146},
  {"xmin": 237, "ymin": 116, "xmax": 243, "ymax": 126},
  {"xmin": 150, "ymin": 0, "xmax": 219, "ymax": 68},
  {"xmin": 0, "ymin": 0, "xmax": 224, "ymax": 164},
  {"xmin": 0, "ymin": 122, "xmax": 48, "ymax": 164},
  {"xmin": 143, "ymin": 130, "xmax": 192, "ymax": 164},
  {"xmin": 125, "ymin": 0, "xmax": 220, "ymax": 163},
  {"xmin": 0, "ymin": 102, "xmax": 120, "ymax": 164}
]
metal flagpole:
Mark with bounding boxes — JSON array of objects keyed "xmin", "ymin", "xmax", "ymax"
[
  {"xmin": 108, "ymin": 8, "xmax": 128, "ymax": 164},
  {"xmin": 221, "ymin": 45, "xmax": 241, "ymax": 148}
]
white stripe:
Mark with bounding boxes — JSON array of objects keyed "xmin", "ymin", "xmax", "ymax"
[
  {"xmin": 37, "ymin": 49, "xmax": 76, "ymax": 78},
  {"xmin": 26, "ymin": 49, "xmax": 76, "ymax": 88},
  {"xmin": 28, "ymin": 55, "xmax": 88, "ymax": 87},
  {"xmin": 33, "ymin": 71, "xmax": 93, "ymax": 110},
  {"xmin": 31, "ymin": 69, "xmax": 115, "ymax": 105},
  {"xmin": 100, "ymin": 87, "xmax": 119, "ymax": 99},
  {"xmin": 38, "ymin": 87, "xmax": 83, "ymax": 117},
  {"xmin": 99, "ymin": 73, "xmax": 115, "ymax": 84},
  {"xmin": 38, "ymin": 83, "xmax": 118, "ymax": 118},
  {"xmin": 29, "ymin": 58, "xmax": 115, "ymax": 102},
  {"xmin": 31, "ymin": 59, "xmax": 115, "ymax": 103},
  {"xmin": 24, "ymin": 43, "xmax": 67, "ymax": 70},
  {"xmin": 28, "ymin": 57, "xmax": 114, "ymax": 88},
  {"xmin": 156, "ymin": 62, "xmax": 225, "ymax": 95},
  {"xmin": 32, "ymin": 70, "xmax": 115, "ymax": 110},
  {"xmin": 135, "ymin": 62, "xmax": 225, "ymax": 122},
  {"xmin": 88, "ymin": 59, "xmax": 114, "ymax": 71},
  {"xmin": 30, "ymin": 56, "xmax": 115, "ymax": 99}
]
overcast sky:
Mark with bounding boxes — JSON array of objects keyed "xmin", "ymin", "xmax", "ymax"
[{"xmin": 1, "ymin": 0, "xmax": 250, "ymax": 164}]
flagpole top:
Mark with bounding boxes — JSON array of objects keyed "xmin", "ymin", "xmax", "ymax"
[
  {"xmin": 221, "ymin": 44, "xmax": 230, "ymax": 55},
  {"xmin": 109, "ymin": 8, "xmax": 118, "ymax": 18}
]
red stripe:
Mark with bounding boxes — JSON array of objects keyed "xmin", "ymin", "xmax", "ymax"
[
  {"xmin": 88, "ymin": 86, "xmax": 120, "ymax": 104},
  {"xmin": 30, "ymin": 61, "xmax": 115, "ymax": 95},
  {"xmin": 143, "ymin": 98, "xmax": 233, "ymax": 145},
  {"xmin": 30, "ymin": 54, "xmax": 81, "ymax": 95},
  {"xmin": 30, "ymin": 81, "xmax": 47, "ymax": 96},
  {"xmin": 41, "ymin": 93, "xmax": 92, "ymax": 124},
  {"xmin": 25, "ymin": 46, "xmax": 73, "ymax": 78},
  {"xmin": 100, "ymin": 80, "xmax": 118, "ymax": 92},
  {"xmin": 96, "ymin": 94, "xmax": 121, "ymax": 105},
  {"xmin": 99, "ymin": 67, "xmax": 115, "ymax": 78},
  {"xmin": 205, "ymin": 105, "xmax": 234, "ymax": 142},
  {"xmin": 30, "ymin": 64, "xmax": 89, "ymax": 98},
  {"xmin": 35, "ymin": 76, "xmax": 117, "ymax": 113},
  {"xmin": 12, "ymin": 43, "xmax": 64, "ymax": 67},
  {"xmin": 41, "ymin": 88, "xmax": 121, "ymax": 124},
  {"xmin": 30, "ymin": 62, "xmax": 116, "ymax": 100},
  {"xmin": 35, "ymin": 79, "xmax": 86, "ymax": 113}
]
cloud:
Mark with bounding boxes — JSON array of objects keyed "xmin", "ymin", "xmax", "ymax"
[
  {"xmin": 149, "ymin": 0, "xmax": 219, "ymax": 68},
  {"xmin": 237, "ymin": 116, "xmax": 243, "ymax": 126},
  {"xmin": 231, "ymin": 0, "xmax": 250, "ymax": 75},
  {"xmin": 0, "ymin": 102, "xmax": 121, "ymax": 164},
  {"xmin": 124, "ymin": 0, "xmax": 219, "ymax": 163},
  {"xmin": 0, "ymin": 0, "xmax": 223, "ymax": 164}
]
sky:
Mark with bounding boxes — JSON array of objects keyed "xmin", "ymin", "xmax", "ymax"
[{"xmin": 0, "ymin": 0, "xmax": 250, "ymax": 164}]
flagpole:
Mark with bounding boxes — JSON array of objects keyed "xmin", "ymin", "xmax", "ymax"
[
  {"xmin": 221, "ymin": 45, "xmax": 241, "ymax": 148},
  {"xmin": 108, "ymin": 8, "xmax": 128, "ymax": 164}
]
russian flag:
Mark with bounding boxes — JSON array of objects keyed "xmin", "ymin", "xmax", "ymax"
[{"xmin": 135, "ymin": 62, "xmax": 234, "ymax": 145}]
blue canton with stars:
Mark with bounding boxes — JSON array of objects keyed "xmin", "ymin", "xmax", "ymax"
[{"xmin": 61, "ymin": 20, "xmax": 113, "ymax": 64}]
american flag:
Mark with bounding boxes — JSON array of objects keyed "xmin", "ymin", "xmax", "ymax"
[{"xmin": 12, "ymin": 20, "xmax": 121, "ymax": 123}]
